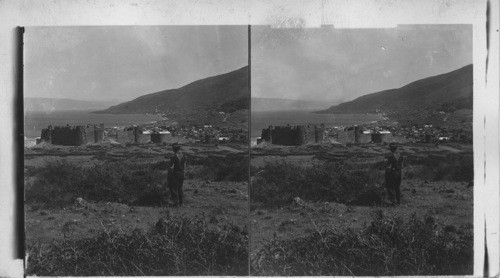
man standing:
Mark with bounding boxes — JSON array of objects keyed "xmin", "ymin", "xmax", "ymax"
[
  {"xmin": 385, "ymin": 143, "xmax": 403, "ymax": 205},
  {"xmin": 168, "ymin": 143, "xmax": 187, "ymax": 206}
]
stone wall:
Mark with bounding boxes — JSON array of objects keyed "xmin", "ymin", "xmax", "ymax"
[
  {"xmin": 116, "ymin": 129, "xmax": 135, "ymax": 143},
  {"xmin": 390, "ymin": 135, "xmax": 409, "ymax": 144},
  {"xmin": 261, "ymin": 127, "xmax": 272, "ymax": 142},
  {"xmin": 272, "ymin": 126, "xmax": 301, "ymax": 145},
  {"xmin": 371, "ymin": 133, "xmax": 395, "ymax": 143},
  {"xmin": 358, "ymin": 133, "xmax": 372, "ymax": 143},
  {"xmin": 49, "ymin": 126, "xmax": 85, "ymax": 146},
  {"xmin": 94, "ymin": 124, "xmax": 105, "ymax": 142},
  {"xmin": 261, "ymin": 124, "xmax": 326, "ymax": 146},
  {"xmin": 371, "ymin": 133, "xmax": 384, "ymax": 143},
  {"xmin": 84, "ymin": 126, "xmax": 95, "ymax": 144},
  {"xmin": 315, "ymin": 127, "xmax": 325, "ymax": 142},
  {"xmin": 40, "ymin": 124, "xmax": 104, "ymax": 146},
  {"xmin": 40, "ymin": 128, "xmax": 52, "ymax": 143},
  {"xmin": 337, "ymin": 129, "xmax": 401, "ymax": 144},
  {"xmin": 151, "ymin": 135, "xmax": 189, "ymax": 144},
  {"xmin": 136, "ymin": 134, "xmax": 151, "ymax": 144},
  {"xmin": 114, "ymin": 129, "xmax": 187, "ymax": 144},
  {"xmin": 151, "ymin": 133, "xmax": 171, "ymax": 144},
  {"xmin": 337, "ymin": 130, "xmax": 355, "ymax": 143}
]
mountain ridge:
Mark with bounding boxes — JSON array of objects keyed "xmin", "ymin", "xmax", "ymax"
[
  {"xmin": 95, "ymin": 66, "xmax": 249, "ymax": 114},
  {"xmin": 316, "ymin": 64, "xmax": 472, "ymax": 114}
]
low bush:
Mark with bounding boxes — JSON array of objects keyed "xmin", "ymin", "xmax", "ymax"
[
  {"xmin": 27, "ymin": 215, "xmax": 248, "ymax": 276},
  {"xmin": 251, "ymin": 161, "xmax": 385, "ymax": 207},
  {"xmin": 252, "ymin": 211, "xmax": 473, "ymax": 276},
  {"xmin": 25, "ymin": 161, "xmax": 86, "ymax": 208},
  {"xmin": 26, "ymin": 154, "xmax": 249, "ymax": 208},
  {"xmin": 26, "ymin": 161, "xmax": 168, "ymax": 208},
  {"xmin": 189, "ymin": 154, "xmax": 249, "ymax": 182},
  {"xmin": 404, "ymin": 153, "xmax": 473, "ymax": 182}
]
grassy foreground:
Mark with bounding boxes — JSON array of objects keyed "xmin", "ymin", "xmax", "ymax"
[
  {"xmin": 25, "ymin": 145, "xmax": 249, "ymax": 276},
  {"xmin": 250, "ymin": 143, "xmax": 473, "ymax": 276},
  {"xmin": 252, "ymin": 211, "xmax": 472, "ymax": 276},
  {"xmin": 28, "ymin": 215, "xmax": 248, "ymax": 276},
  {"xmin": 26, "ymin": 153, "xmax": 248, "ymax": 209}
]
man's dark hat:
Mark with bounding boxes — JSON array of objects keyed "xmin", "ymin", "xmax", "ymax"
[{"xmin": 172, "ymin": 143, "xmax": 181, "ymax": 150}]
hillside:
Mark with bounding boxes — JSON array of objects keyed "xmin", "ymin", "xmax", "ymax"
[
  {"xmin": 95, "ymin": 66, "xmax": 249, "ymax": 114},
  {"xmin": 25, "ymin": 98, "xmax": 118, "ymax": 113},
  {"xmin": 317, "ymin": 64, "xmax": 472, "ymax": 114},
  {"xmin": 252, "ymin": 97, "xmax": 335, "ymax": 112}
]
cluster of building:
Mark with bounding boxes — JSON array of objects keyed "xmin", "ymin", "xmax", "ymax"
[
  {"xmin": 254, "ymin": 122, "xmax": 472, "ymax": 147},
  {"xmin": 38, "ymin": 123, "xmax": 247, "ymax": 146},
  {"xmin": 161, "ymin": 124, "xmax": 247, "ymax": 144},
  {"xmin": 333, "ymin": 126, "xmax": 396, "ymax": 144},
  {"xmin": 38, "ymin": 121, "xmax": 470, "ymax": 147},
  {"xmin": 385, "ymin": 124, "xmax": 472, "ymax": 143},
  {"xmin": 256, "ymin": 124, "xmax": 398, "ymax": 146}
]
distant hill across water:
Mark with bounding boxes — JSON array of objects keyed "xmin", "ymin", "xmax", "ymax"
[
  {"xmin": 252, "ymin": 97, "xmax": 337, "ymax": 112},
  {"xmin": 25, "ymin": 98, "xmax": 118, "ymax": 113},
  {"xmin": 316, "ymin": 64, "xmax": 472, "ymax": 114},
  {"xmin": 95, "ymin": 66, "xmax": 249, "ymax": 115}
]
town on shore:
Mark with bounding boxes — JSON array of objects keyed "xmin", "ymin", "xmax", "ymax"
[{"xmin": 252, "ymin": 115, "xmax": 472, "ymax": 147}]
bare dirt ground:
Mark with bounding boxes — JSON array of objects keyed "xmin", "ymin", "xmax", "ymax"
[
  {"xmin": 250, "ymin": 142, "xmax": 473, "ymax": 257},
  {"xmin": 26, "ymin": 179, "xmax": 247, "ymax": 245},
  {"xmin": 25, "ymin": 142, "xmax": 248, "ymax": 251}
]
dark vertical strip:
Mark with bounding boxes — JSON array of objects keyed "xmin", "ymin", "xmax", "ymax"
[
  {"xmin": 247, "ymin": 24, "xmax": 251, "ymax": 276},
  {"xmin": 14, "ymin": 26, "xmax": 25, "ymax": 264},
  {"xmin": 484, "ymin": 221, "xmax": 489, "ymax": 277},
  {"xmin": 485, "ymin": 0, "xmax": 490, "ymax": 83}
]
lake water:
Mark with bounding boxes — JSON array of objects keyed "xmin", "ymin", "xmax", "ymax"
[
  {"xmin": 24, "ymin": 110, "xmax": 162, "ymax": 139},
  {"xmin": 251, "ymin": 110, "xmax": 381, "ymax": 137}
]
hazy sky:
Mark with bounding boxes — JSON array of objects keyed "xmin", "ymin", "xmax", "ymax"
[
  {"xmin": 25, "ymin": 26, "xmax": 248, "ymax": 102},
  {"xmin": 252, "ymin": 25, "xmax": 472, "ymax": 102}
]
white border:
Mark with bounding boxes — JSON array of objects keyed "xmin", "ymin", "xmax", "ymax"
[{"xmin": 0, "ymin": 0, "xmax": 497, "ymax": 277}]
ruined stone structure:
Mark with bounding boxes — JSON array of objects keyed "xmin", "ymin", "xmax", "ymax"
[
  {"xmin": 112, "ymin": 127, "xmax": 188, "ymax": 144},
  {"xmin": 371, "ymin": 133, "xmax": 393, "ymax": 143},
  {"xmin": 261, "ymin": 124, "xmax": 325, "ymax": 146},
  {"xmin": 113, "ymin": 126, "xmax": 150, "ymax": 144},
  {"xmin": 115, "ymin": 128, "xmax": 135, "ymax": 144},
  {"xmin": 424, "ymin": 134, "xmax": 434, "ymax": 143},
  {"xmin": 337, "ymin": 129, "xmax": 356, "ymax": 143},
  {"xmin": 337, "ymin": 126, "xmax": 362, "ymax": 144},
  {"xmin": 261, "ymin": 127, "xmax": 272, "ymax": 142},
  {"xmin": 40, "ymin": 124, "xmax": 105, "ymax": 146},
  {"xmin": 151, "ymin": 133, "xmax": 169, "ymax": 144},
  {"xmin": 151, "ymin": 133, "xmax": 185, "ymax": 144},
  {"xmin": 357, "ymin": 133, "xmax": 372, "ymax": 143},
  {"xmin": 135, "ymin": 134, "xmax": 151, "ymax": 144},
  {"xmin": 337, "ymin": 126, "xmax": 396, "ymax": 144}
]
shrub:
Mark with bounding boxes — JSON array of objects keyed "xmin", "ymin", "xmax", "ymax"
[
  {"xmin": 404, "ymin": 153, "xmax": 473, "ymax": 182},
  {"xmin": 252, "ymin": 212, "xmax": 473, "ymax": 276},
  {"xmin": 26, "ymin": 154, "xmax": 249, "ymax": 208},
  {"xmin": 251, "ymin": 161, "xmax": 385, "ymax": 207},
  {"xmin": 25, "ymin": 161, "xmax": 85, "ymax": 208},
  {"xmin": 189, "ymin": 154, "xmax": 249, "ymax": 182},
  {"xmin": 26, "ymin": 160, "xmax": 168, "ymax": 208},
  {"xmin": 27, "ymin": 215, "xmax": 248, "ymax": 276}
]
